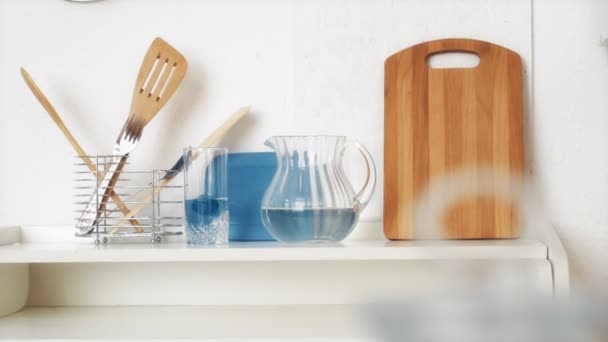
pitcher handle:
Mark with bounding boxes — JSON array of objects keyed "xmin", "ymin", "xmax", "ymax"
[{"xmin": 343, "ymin": 140, "xmax": 377, "ymax": 212}]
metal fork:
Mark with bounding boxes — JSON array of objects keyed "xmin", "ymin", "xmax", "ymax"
[
  {"xmin": 76, "ymin": 38, "xmax": 188, "ymax": 235},
  {"xmin": 75, "ymin": 118, "xmax": 141, "ymax": 234}
]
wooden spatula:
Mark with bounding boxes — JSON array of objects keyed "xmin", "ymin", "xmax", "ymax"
[
  {"xmin": 128, "ymin": 37, "xmax": 188, "ymax": 129},
  {"xmin": 78, "ymin": 37, "xmax": 188, "ymax": 233},
  {"xmin": 99, "ymin": 37, "xmax": 189, "ymax": 227}
]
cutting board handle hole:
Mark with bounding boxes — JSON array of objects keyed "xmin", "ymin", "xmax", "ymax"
[{"xmin": 427, "ymin": 52, "xmax": 480, "ymax": 69}]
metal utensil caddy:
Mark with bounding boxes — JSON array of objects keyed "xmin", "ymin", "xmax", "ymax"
[{"xmin": 74, "ymin": 155, "xmax": 183, "ymax": 243}]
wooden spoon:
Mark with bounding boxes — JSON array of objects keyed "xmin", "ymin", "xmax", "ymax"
[{"xmin": 20, "ymin": 67, "xmax": 142, "ymax": 229}]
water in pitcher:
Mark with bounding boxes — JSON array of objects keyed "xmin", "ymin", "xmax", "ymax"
[{"xmin": 261, "ymin": 207, "xmax": 358, "ymax": 243}]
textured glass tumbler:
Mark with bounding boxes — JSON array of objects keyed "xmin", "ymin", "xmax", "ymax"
[{"xmin": 183, "ymin": 147, "xmax": 229, "ymax": 245}]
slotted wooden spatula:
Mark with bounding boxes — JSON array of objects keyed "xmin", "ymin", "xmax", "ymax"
[
  {"xmin": 128, "ymin": 37, "xmax": 188, "ymax": 127},
  {"xmin": 77, "ymin": 37, "xmax": 188, "ymax": 233}
]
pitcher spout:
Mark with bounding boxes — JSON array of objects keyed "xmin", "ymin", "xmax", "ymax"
[{"xmin": 264, "ymin": 136, "xmax": 278, "ymax": 150}]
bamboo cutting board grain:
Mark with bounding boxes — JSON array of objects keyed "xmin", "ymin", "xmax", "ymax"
[{"xmin": 384, "ymin": 38, "xmax": 524, "ymax": 240}]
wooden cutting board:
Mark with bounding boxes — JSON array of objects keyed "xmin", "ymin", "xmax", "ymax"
[{"xmin": 384, "ymin": 38, "xmax": 524, "ymax": 240}]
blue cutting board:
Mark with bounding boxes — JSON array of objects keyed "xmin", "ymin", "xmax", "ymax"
[{"xmin": 228, "ymin": 152, "xmax": 276, "ymax": 241}]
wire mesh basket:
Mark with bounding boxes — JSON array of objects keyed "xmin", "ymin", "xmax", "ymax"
[{"xmin": 74, "ymin": 155, "xmax": 183, "ymax": 243}]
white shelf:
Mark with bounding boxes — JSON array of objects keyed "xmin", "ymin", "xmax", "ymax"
[
  {"xmin": 0, "ymin": 224, "xmax": 569, "ymax": 340},
  {"xmin": 0, "ymin": 226, "xmax": 548, "ymax": 263},
  {"xmin": 0, "ymin": 305, "xmax": 372, "ymax": 341}
]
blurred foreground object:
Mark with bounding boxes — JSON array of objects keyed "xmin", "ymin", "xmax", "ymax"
[{"xmin": 367, "ymin": 294, "xmax": 607, "ymax": 342}]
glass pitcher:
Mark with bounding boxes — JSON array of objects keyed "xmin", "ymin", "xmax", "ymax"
[{"xmin": 261, "ymin": 136, "xmax": 376, "ymax": 242}]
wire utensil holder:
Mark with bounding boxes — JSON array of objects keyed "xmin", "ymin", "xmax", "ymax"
[{"xmin": 74, "ymin": 155, "xmax": 183, "ymax": 243}]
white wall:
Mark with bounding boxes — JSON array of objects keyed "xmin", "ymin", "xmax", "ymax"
[
  {"xmin": 533, "ymin": 0, "xmax": 608, "ymax": 289},
  {"xmin": 0, "ymin": 0, "xmax": 605, "ymax": 289},
  {"xmin": 0, "ymin": 0, "xmax": 532, "ymax": 222}
]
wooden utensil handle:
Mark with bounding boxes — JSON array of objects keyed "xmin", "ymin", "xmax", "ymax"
[
  {"xmin": 94, "ymin": 155, "xmax": 132, "ymax": 228},
  {"xmin": 109, "ymin": 106, "xmax": 250, "ymax": 233}
]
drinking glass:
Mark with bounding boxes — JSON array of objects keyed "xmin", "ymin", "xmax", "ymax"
[{"xmin": 183, "ymin": 147, "xmax": 229, "ymax": 245}]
